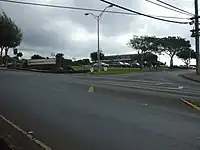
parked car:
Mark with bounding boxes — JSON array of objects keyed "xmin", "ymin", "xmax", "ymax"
[
  {"xmin": 93, "ymin": 62, "xmax": 109, "ymax": 67},
  {"xmin": 111, "ymin": 62, "xmax": 126, "ymax": 67},
  {"xmin": 0, "ymin": 64, "xmax": 5, "ymax": 67},
  {"xmin": 131, "ymin": 62, "xmax": 140, "ymax": 68},
  {"xmin": 189, "ymin": 65, "xmax": 196, "ymax": 69},
  {"xmin": 124, "ymin": 62, "xmax": 131, "ymax": 67},
  {"xmin": 56, "ymin": 67, "xmax": 64, "ymax": 73}
]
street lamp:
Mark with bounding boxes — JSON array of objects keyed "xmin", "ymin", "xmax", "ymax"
[{"xmin": 85, "ymin": 4, "xmax": 113, "ymax": 72}]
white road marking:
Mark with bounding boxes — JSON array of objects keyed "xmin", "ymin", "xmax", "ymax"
[
  {"xmin": 178, "ymin": 86, "xmax": 184, "ymax": 89},
  {"xmin": 141, "ymin": 103, "xmax": 148, "ymax": 106},
  {"xmin": 0, "ymin": 115, "xmax": 52, "ymax": 150},
  {"xmin": 88, "ymin": 86, "xmax": 95, "ymax": 92}
]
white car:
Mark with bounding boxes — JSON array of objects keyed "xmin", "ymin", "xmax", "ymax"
[
  {"xmin": 124, "ymin": 62, "xmax": 131, "ymax": 66},
  {"xmin": 93, "ymin": 62, "xmax": 109, "ymax": 67},
  {"xmin": 189, "ymin": 65, "xmax": 196, "ymax": 69}
]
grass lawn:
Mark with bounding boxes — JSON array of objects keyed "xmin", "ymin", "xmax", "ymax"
[
  {"xmin": 71, "ymin": 65, "xmax": 91, "ymax": 71},
  {"xmin": 89, "ymin": 67, "xmax": 150, "ymax": 75}
]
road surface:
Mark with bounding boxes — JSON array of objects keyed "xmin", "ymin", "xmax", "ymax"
[{"xmin": 0, "ymin": 70, "xmax": 200, "ymax": 150}]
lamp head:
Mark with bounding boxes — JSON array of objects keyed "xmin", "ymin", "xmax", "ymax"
[{"xmin": 108, "ymin": 4, "xmax": 113, "ymax": 7}]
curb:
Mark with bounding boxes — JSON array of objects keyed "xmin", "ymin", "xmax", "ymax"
[
  {"xmin": 0, "ymin": 114, "xmax": 52, "ymax": 150},
  {"xmin": 0, "ymin": 68, "xmax": 19, "ymax": 71},
  {"xmin": 179, "ymin": 74, "xmax": 200, "ymax": 83},
  {"xmin": 181, "ymin": 99, "xmax": 200, "ymax": 112}
]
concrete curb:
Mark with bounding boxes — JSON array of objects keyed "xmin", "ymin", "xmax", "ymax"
[
  {"xmin": 0, "ymin": 68, "xmax": 19, "ymax": 71},
  {"xmin": 181, "ymin": 99, "xmax": 200, "ymax": 112},
  {"xmin": 179, "ymin": 74, "xmax": 200, "ymax": 83}
]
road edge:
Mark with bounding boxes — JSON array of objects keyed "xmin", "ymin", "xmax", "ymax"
[
  {"xmin": 0, "ymin": 114, "xmax": 52, "ymax": 150},
  {"xmin": 179, "ymin": 74, "xmax": 200, "ymax": 83},
  {"xmin": 181, "ymin": 99, "xmax": 200, "ymax": 112}
]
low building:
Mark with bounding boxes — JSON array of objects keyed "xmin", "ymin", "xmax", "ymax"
[
  {"xmin": 27, "ymin": 58, "xmax": 57, "ymax": 70},
  {"xmin": 102, "ymin": 54, "xmax": 138, "ymax": 63}
]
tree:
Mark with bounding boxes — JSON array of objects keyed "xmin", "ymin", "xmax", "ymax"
[
  {"xmin": 17, "ymin": 52, "xmax": 23, "ymax": 58},
  {"xmin": 155, "ymin": 36, "xmax": 191, "ymax": 68},
  {"xmin": 0, "ymin": 11, "xmax": 22, "ymax": 66},
  {"xmin": 56, "ymin": 53, "xmax": 64, "ymax": 67},
  {"xmin": 55, "ymin": 53, "xmax": 64, "ymax": 59},
  {"xmin": 176, "ymin": 48, "xmax": 196, "ymax": 67},
  {"xmin": 143, "ymin": 52, "xmax": 158, "ymax": 69},
  {"xmin": 2, "ymin": 55, "xmax": 11, "ymax": 64},
  {"xmin": 74, "ymin": 59, "xmax": 90, "ymax": 65},
  {"xmin": 90, "ymin": 51, "xmax": 104, "ymax": 62},
  {"xmin": 144, "ymin": 52, "xmax": 158, "ymax": 64},
  {"xmin": 63, "ymin": 59, "xmax": 73, "ymax": 66},
  {"xmin": 81, "ymin": 59, "xmax": 90, "ymax": 65},
  {"xmin": 31, "ymin": 54, "xmax": 45, "ymax": 59},
  {"xmin": 127, "ymin": 36, "xmax": 157, "ymax": 68}
]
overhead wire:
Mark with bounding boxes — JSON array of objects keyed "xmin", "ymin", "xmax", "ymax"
[
  {"xmin": 145, "ymin": 0, "xmax": 193, "ymax": 16},
  {"xmin": 100, "ymin": 0, "xmax": 190, "ymax": 24},
  {"xmin": 0, "ymin": 0, "xmax": 190, "ymax": 20},
  {"xmin": 155, "ymin": 0, "xmax": 194, "ymax": 16}
]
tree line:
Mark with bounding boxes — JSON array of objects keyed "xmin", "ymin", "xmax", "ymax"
[
  {"xmin": 128, "ymin": 36, "xmax": 196, "ymax": 68},
  {"xmin": 31, "ymin": 53, "xmax": 90, "ymax": 66},
  {"xmin": 90, "ymin": 36, "xmax": 195, "ymax": 68}
]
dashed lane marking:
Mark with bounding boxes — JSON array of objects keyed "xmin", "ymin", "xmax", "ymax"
[{"xmin": 88, "ymin": 86, "xmax": 95, "ymax": 92}]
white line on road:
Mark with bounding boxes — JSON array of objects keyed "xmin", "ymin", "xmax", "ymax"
[{"xmin": 0, "ymin": 114, "xmax": 52, "ymax": 150}]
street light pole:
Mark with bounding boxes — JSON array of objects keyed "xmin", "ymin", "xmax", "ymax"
[
  {"xmin": 85, "ymin": 5, "xmax": 113, "ymax": 72},
  {"xmin": 97, "ymin": 17, "xmax": 100, "ymax": 72}
]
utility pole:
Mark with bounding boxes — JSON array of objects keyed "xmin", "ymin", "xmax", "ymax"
[{"xmin": 194, "ymin": 0, "xmax": 200, "ymax": 74}]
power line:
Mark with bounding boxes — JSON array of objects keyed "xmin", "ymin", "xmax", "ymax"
[
  {"xmin": 145, "ymin": 0, "xmax": 192, "ymax": 16},
  {"xmin": 0, "ymin": 0, "xmax": 190, "ymax": 20},
  {"xmin": 155, "ymin": 0, "xmax": 194, "ymax": 16},
  {"xmin": 100, "ymin": 0, "xmax": 190, "ymax": 24}
]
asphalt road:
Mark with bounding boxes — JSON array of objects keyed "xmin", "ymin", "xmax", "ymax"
[
  {"xmin": 0, "ymin": 70, "xmax": 200, "ymax": 150},
  {"xmin": 65, "ymin": 69, "xmax": 200, "ymax": 99},
  {"xmin": 71, "ymin": 69, "xmax": 198, "ymax": 86}
]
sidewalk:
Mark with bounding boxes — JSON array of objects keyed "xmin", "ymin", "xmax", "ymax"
[{"xmin": 180, "ymin": 72, "xmax": 200, "ymax": 83}]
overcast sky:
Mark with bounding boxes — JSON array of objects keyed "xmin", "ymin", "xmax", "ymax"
[{"xmin": 0, "ymin": 0, "xmax": 196, "ymax": 65}]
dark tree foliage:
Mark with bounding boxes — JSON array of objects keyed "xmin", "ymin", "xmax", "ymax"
[{"xmin": 90, "ymin": 52, "xmax": 104, "ymax": 62}]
